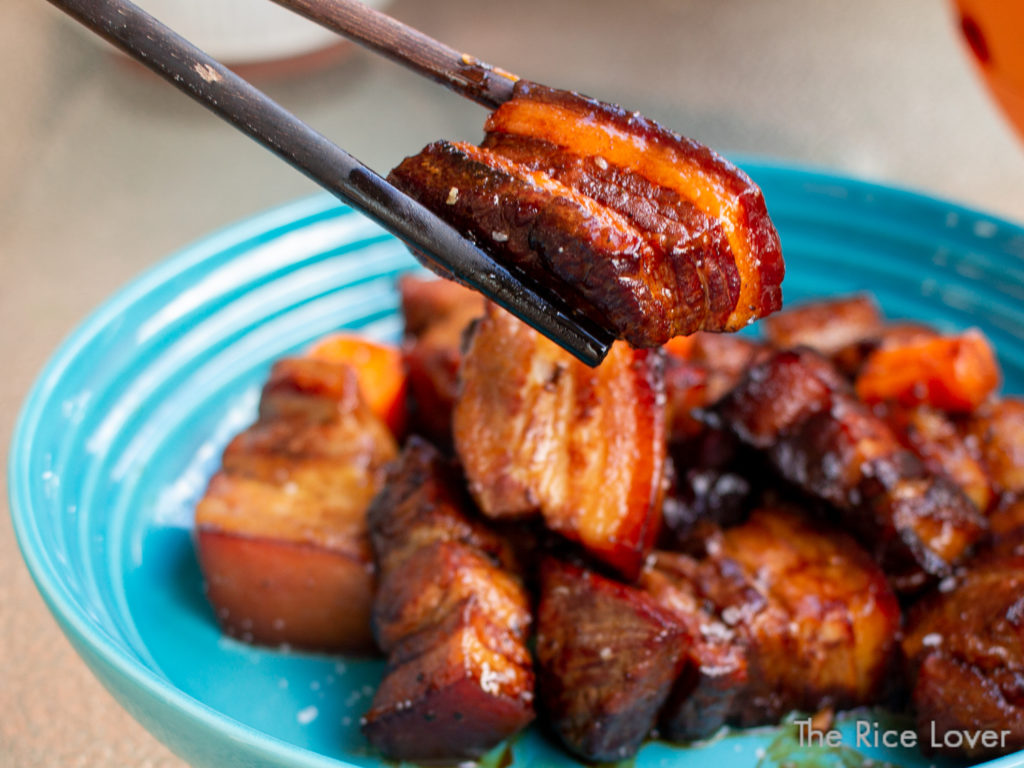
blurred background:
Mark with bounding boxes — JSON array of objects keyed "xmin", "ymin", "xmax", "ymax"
[{"xmin": 2, "ymin": 0, "xmax": 1024, "ymax": 764}]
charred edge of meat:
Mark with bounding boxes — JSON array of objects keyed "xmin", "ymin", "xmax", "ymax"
[{"xmin": 717, "ymin": 348, "xmax": 987, "ymax": 587}]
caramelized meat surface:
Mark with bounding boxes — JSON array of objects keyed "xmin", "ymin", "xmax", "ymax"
[
  {"xmin": 641, "ymin": 553, "xmax": 748, "ymax": 741},
  {"xmin": 717, "ymin": 348, "xmax": 987, "ymax": 589},
  {"xmin": 389, "ymin": 81, "xmax": 783, "ymax": 346},
  {"xmin": 399, "ymin": 276, "xmax": 484, "ymax": 445},
  {"xmin": 881, "ymin": 403, "xmax": 993, "ymax": 513},
  {"xmin": 363, "ymin": 439, "xmax": 534, "ymax": 762},
  {"xmin": 537, "ymin": 558, "xmax": 687, "ymax": 761},
  {"xmin": 372, "ymin": 539, "xmax": 530, "ymax": 655},
  {"xmin": 903, "ymin": 556, "xmax": 1024, "ymax": 758},
  {"xmin": 699, "ymin": 509, "xmax": 901, "ymax": 725},
  {"xmin": 453, "ymin": 304, "xmax": 667, "ymax": 578},
  {"xmin": 195, "ymin": 358, "xmax": 397, "ymax": 652}
]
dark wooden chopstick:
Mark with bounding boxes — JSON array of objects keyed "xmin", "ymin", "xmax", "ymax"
[
  {"xmin": 270, "ymin": 0, "xmax": 518, "ymax": 108},
  {"xmin": 46, "ymin": 0, "xmax": 614, "ymax": 366}
]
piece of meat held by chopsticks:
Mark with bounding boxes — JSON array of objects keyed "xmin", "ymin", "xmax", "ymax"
[
  {"xmin": 389, "ymin": 82, "xmax": 783, "ymax": 348},
  {"xmin": 716, "ymin": 348, "xmax": 988, "ymax": 591},
  {"xmin": 194, "ymin": 357, "xmax": 397, "ymax": 653},
  {"xmin": 453, "ymin": 303, "xmax": 667, "ymax": 579},
  {"xmin": 362, "ymin": 438, "xmax": 534, "ymax": 762}
]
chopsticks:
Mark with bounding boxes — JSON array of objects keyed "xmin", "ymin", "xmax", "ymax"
[
  {"xmin": 47, "ymin": 0, "xmax": 614, "ymax": 367},
  {"xmin": 270, "ymin": 0, "xmax": 519, "ymax": 109}
]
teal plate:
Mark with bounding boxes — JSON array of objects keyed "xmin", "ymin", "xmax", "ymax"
[{"xmin": 10, "ymin": 162, "xmax": 1024, "ymax": 768}]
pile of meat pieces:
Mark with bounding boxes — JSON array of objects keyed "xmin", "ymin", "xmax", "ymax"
[
  {"xmin": 193, "ymin": 275, "xmax": 1024, "ymax": 762},
  {"xmin": 356, "ymin": 284, "xmax": 1024, "ymax": 763}
]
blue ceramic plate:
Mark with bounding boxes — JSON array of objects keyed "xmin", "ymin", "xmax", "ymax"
[{"xmin": 10, "ymin": 163, "xmax": 1024, "ymax": 768}]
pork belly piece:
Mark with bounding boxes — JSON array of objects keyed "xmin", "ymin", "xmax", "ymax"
[
  {"xmin": 195, "ymin": 358, "xmax": 397, "ymax": 652},
  {"xmin": 388, "ymin": 82, "xmax": 783, "ymax": 347},
  {"xmin": 363, "ymin": 598, "xmax": 534, "ymax": 763},
  {"xmin": 536, "ymin": 558, "xmax": 687, "ymax": 762},
  {"xmin": 453, "ymin": 303, "xmax": 667, "ymax": 578},
  {"xmin": 761, "ymin": 294, "xmax": 883, "ymax": 355},
  {"xmin": 698, "ymin": 508, "xmax": 901, "ymax": 725},
  {"xmin": 363, "ymin": 438, "xmax": 534, "ymax": 762},
  {"xmin": 717, "ymin": 348, "xmax": 987, "ymax": 589},
  {"xmin": 398, "ymin": 276, "xmax": 484, "ymax": 445},
  {"xmin": 964, "ymin": 398, "xmax": 1024, "ymax": 496},
  {"xmin": 640, "ymin": 553, "xmax": 748, "ymax": 741},
  {"xmin": 988, "ymin": 495, "xmax": 1024, "ymax": 553},
  {"xmin": 903, "ymin": 556, "xmax": 1024, "ymax": 759},
  {"xmin": 390, "ymin": 139, "xmax": 683, "ymax": 347},
  {"xmin": 663, "ymin": 357, "xmax": 711, "ymax": 442},
  {"xmin": 856, "ymin": 329, "xmax": 1000, "ymax": 412},
  {"xmin": 481, "ymin": 132, "xmax": 740, "ymax": 331},
  {"xmin": 399, "ymin": 274, "xmax": 484, "ymax": 338},
  {"xmin": 880, "ymin": 403, "xmax": 993, "ymax": 513}
]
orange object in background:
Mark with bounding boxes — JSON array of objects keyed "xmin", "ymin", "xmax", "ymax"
[
  {"xmin": 953, "ymin": 0, "xmax": 1024, "ymax": 143},
  {"xmin": 307, "ymin": 334, "xmax": 408, "ymax": 437},
  {"xmin": 663, "ymin": 335, "xmax": 698, "ymax": 360},
  {"xmin": 856, "ymin": 330, "xmax": 1000, "ymax": 413}
]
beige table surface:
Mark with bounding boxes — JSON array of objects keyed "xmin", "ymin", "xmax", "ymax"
[{"xmin": 3, "ymin": 0, "xmax": 1024, "ymax": 765}]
